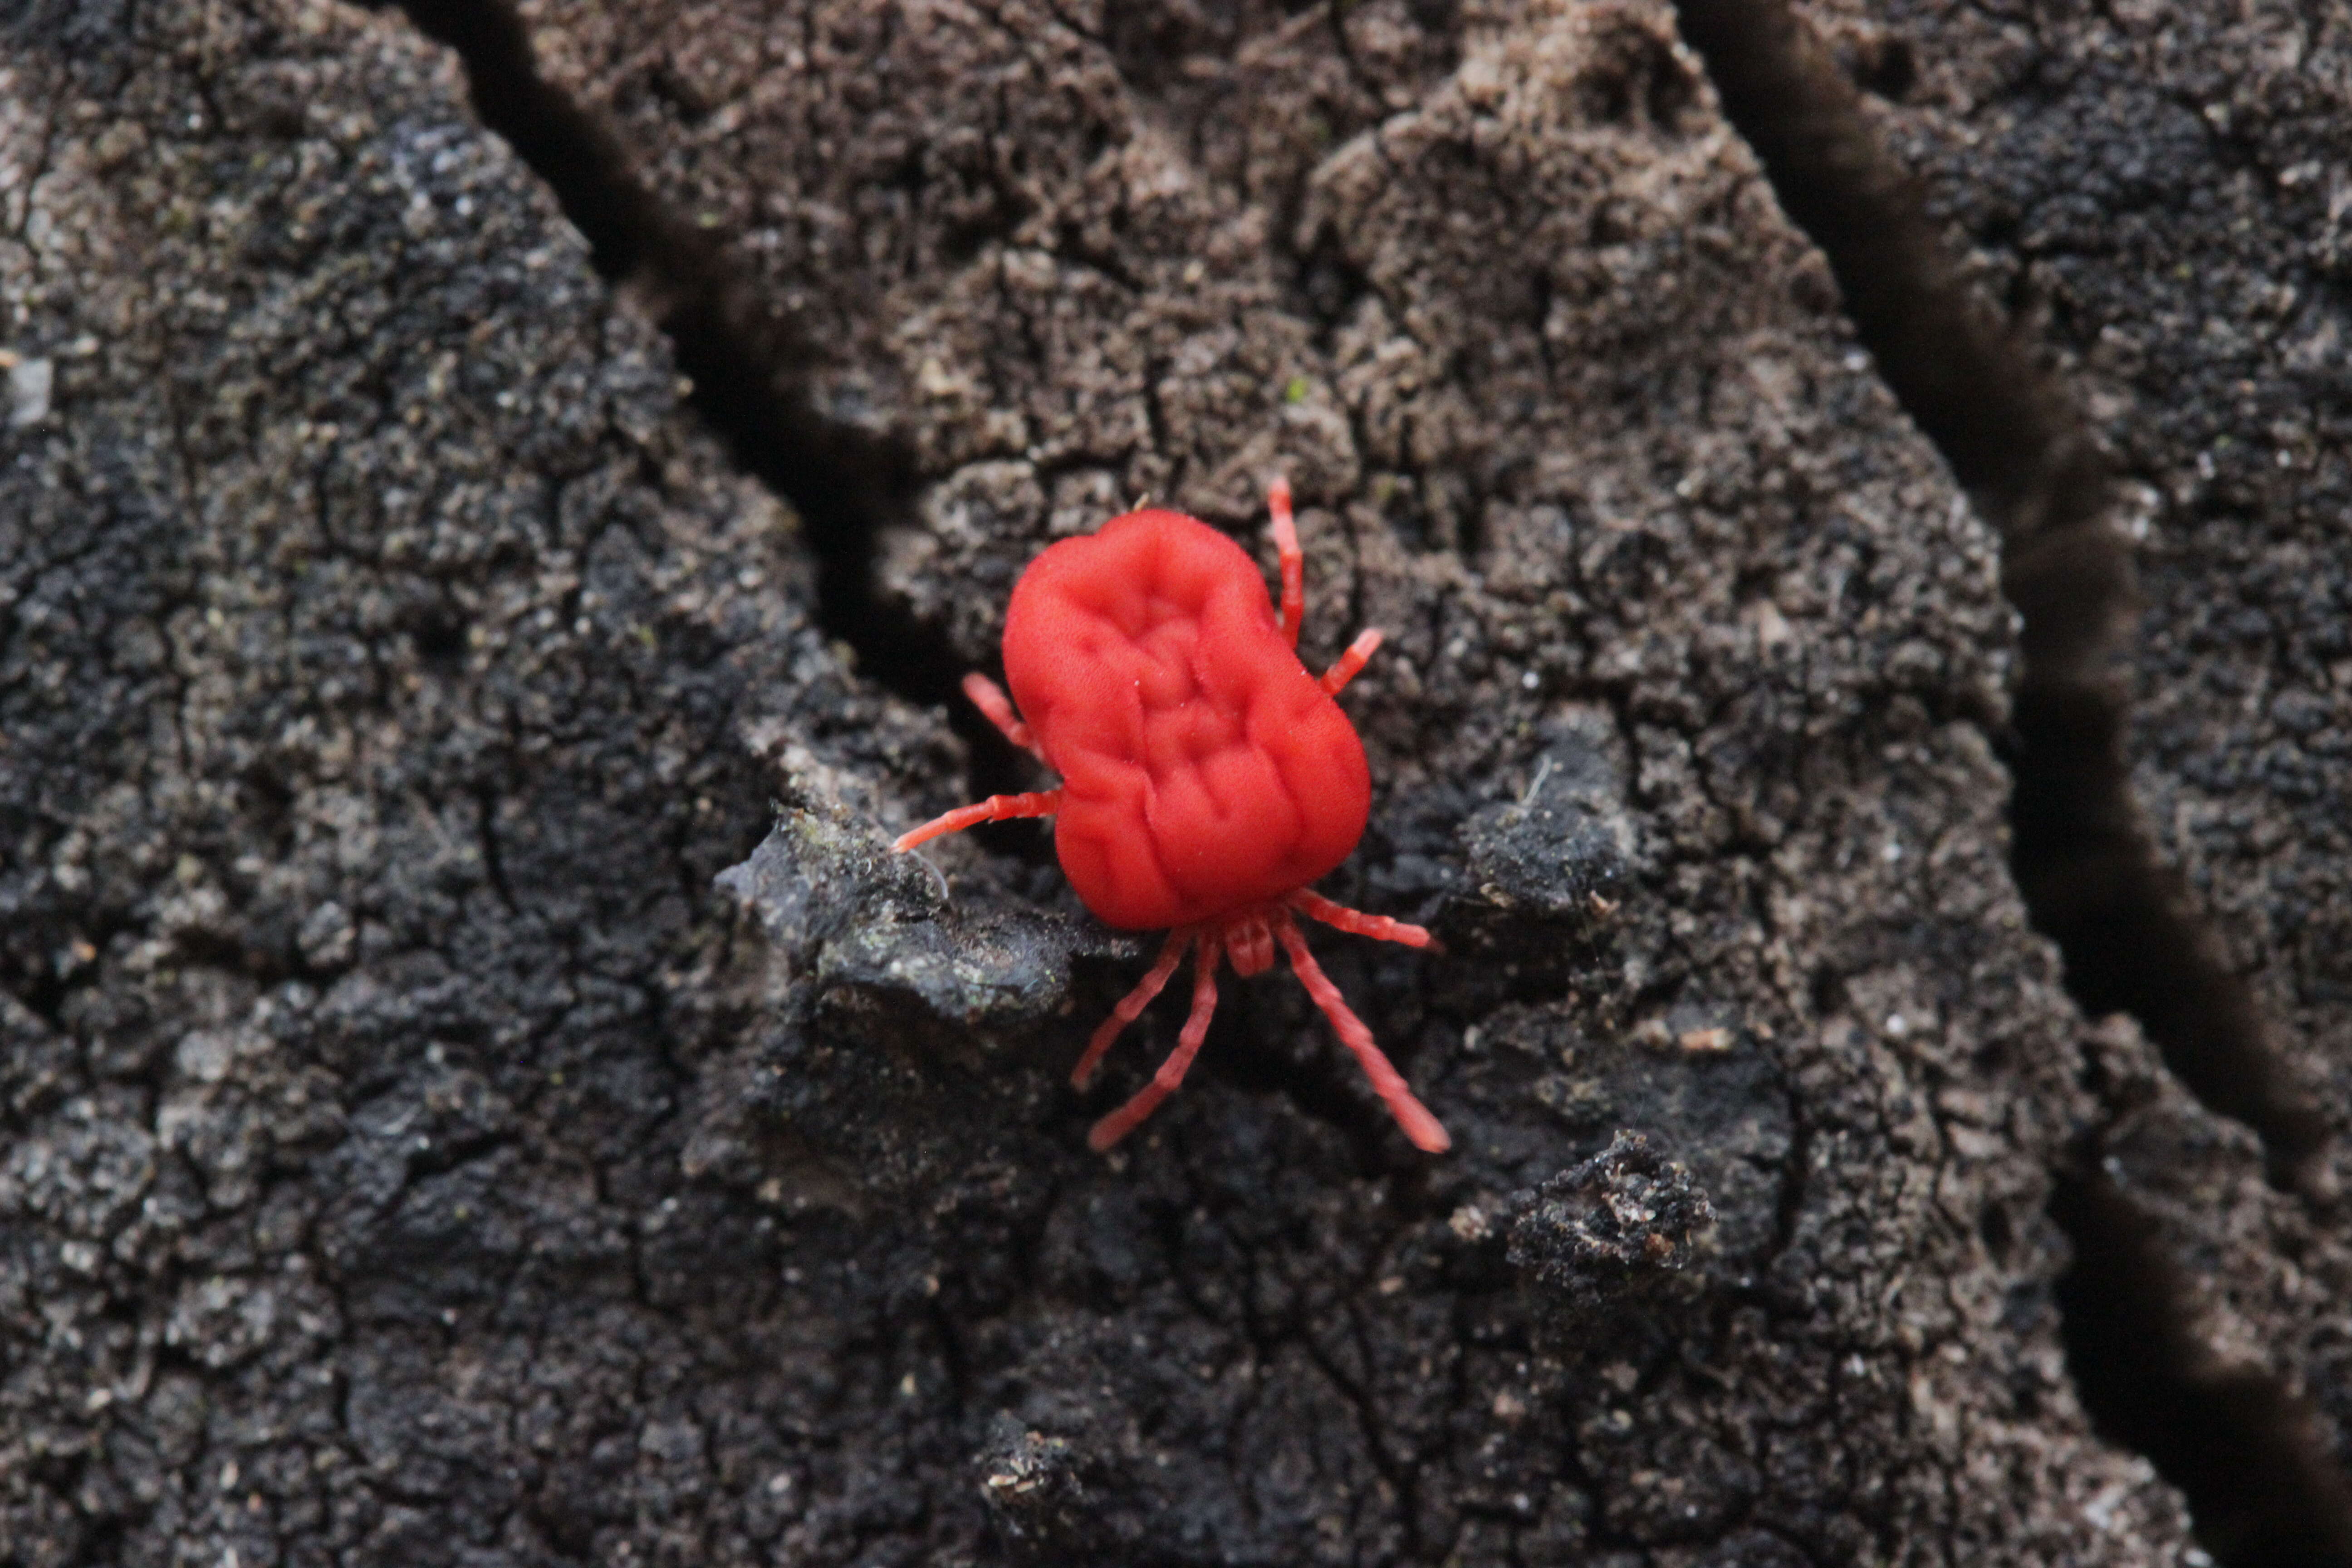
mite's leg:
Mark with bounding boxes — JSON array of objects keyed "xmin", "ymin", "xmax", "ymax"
[
  {"xmin": 962, "ymin": 672, "xmax": 1046, "ymax": 763},
  {"xmin": 1274, "ymin": 915, "xmax": 1450, "ymax": 1153},
  {"xmin": 892, "ymin": 790, "xmax": 1063, "ymax": 853},
  {"xmin": 1318, "ymin": 628, "xmax": 1383, "ymax": 695},
  {"xmin": 1289, "ymin": 887, "xmax": 1436, "ymax": 950},
  {"xmin": 1087, "ymin": 940, "xmax": 1222, "ymax": 1152},
  {"xmin": 1268, "ymin": 476, "xmax": 1303, "ymax": 649},
  {"xmin": 1069, "ymin": 929, "xmax": 1192, "ymax": 1090}
]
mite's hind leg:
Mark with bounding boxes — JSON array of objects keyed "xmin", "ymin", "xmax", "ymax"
[
  {"xmin": 1087, "ymin": 941, "xmax": 1222, "ymax": 1152},
  {"xmin": 1289, "ymin": 888, "xmax": 1436, "ymax": 950},
  {"xmin": 1318, "ymin": 629, "xmax": 1383, "ymax": 695},
  {"xmin": 1268, "ymin": 477, "xmax": 1303, "ymax": 649},
  {"xmin": 1070, "ymin": 929, "xmax": 1192, "ymax": 1090},
  {"xmin": 892, "ymin": 790, "xmax": 1063, "ymax": 853},
  {"xmin": 962, "ymin": 672, "xmax": 1046, "ymax": 763},
  {"xmin": 1274, "ymin": 915, "xmax": 1450, "ymax": 1153}
]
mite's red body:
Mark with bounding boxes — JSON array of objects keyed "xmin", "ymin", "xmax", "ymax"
[
  {"xmin": 1004, "ymin": 509, "xmax": 1369, "ymax": 930},
  {"xmin": 897, "ymin": 481, "xmax": 1448, "ymax": 1154}
]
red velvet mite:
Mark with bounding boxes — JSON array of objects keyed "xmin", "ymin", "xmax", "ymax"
[{"xmin": 896, "ymin": 479, "xmax": 1449, "ymax": 1154}]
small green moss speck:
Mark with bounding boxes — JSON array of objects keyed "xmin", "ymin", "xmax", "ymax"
[{"xmin": 1283, "ymin": 375, "xmax": 1312, "ymax": 405}]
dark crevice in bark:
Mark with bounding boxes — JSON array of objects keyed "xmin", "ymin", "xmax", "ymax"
[
  {"xmin": 384, "ymin": 0, "xmax": 962, "ymax": 710},
  {"xmin": 2053, "ymin": 1166, "xmax": 2352, "ymax": 1568},
  {"xmin": 1665, "ymin": 0, "xmax": 2323, "ymax": 1193},
  {"xmin": 1667, "ymin": 0, "xmax": 2352, "ymax": 1557}
]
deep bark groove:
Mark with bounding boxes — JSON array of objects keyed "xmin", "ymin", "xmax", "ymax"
[
  {"xmin": 1665, "ymin": 0, "xmax": 2319, "ymax": 1185},
  {"xmin": 1666, "ymin": 0, "xmax": 2352, "ymax": 1557},
  {"xmin": 2053, "ymin": 1167, "xmax": 2352, "ymax": 1568},
  {"xmin": 387, "ymin": 0, "xmax": 960, "ymax": 707}
]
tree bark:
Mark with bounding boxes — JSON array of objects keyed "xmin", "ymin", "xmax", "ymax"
[{"xmin": 1, "ymin": 1, "xmax": 2339, "ymax": 1564}]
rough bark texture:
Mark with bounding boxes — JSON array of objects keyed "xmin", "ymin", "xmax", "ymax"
[
  {"xmin": 0, "ymin": 1, "xmax": 2339, "ymax": 1566},
  {"xmin": 1777, "ymin": 3, "xmax": 2352, "ymax": 1560}
]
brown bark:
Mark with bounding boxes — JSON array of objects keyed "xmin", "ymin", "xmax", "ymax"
[{"xmin": 0, "ymin": 0, "xmax": 2338, "ymax": 1564}]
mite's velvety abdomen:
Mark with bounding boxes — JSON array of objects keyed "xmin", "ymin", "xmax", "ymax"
[{"xmin": 1003, "ymin": 510, "xmax": 1369, "ymax": 929}]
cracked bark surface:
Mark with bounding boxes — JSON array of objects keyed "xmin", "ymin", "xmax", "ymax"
[
  {"xmin": 1775, "ymin": 1, "xmax": 2352, "ymax": 1556},
  {"xmin": 0, "ymin": 0, "xmax": 2331, "ymax": 1565}
]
